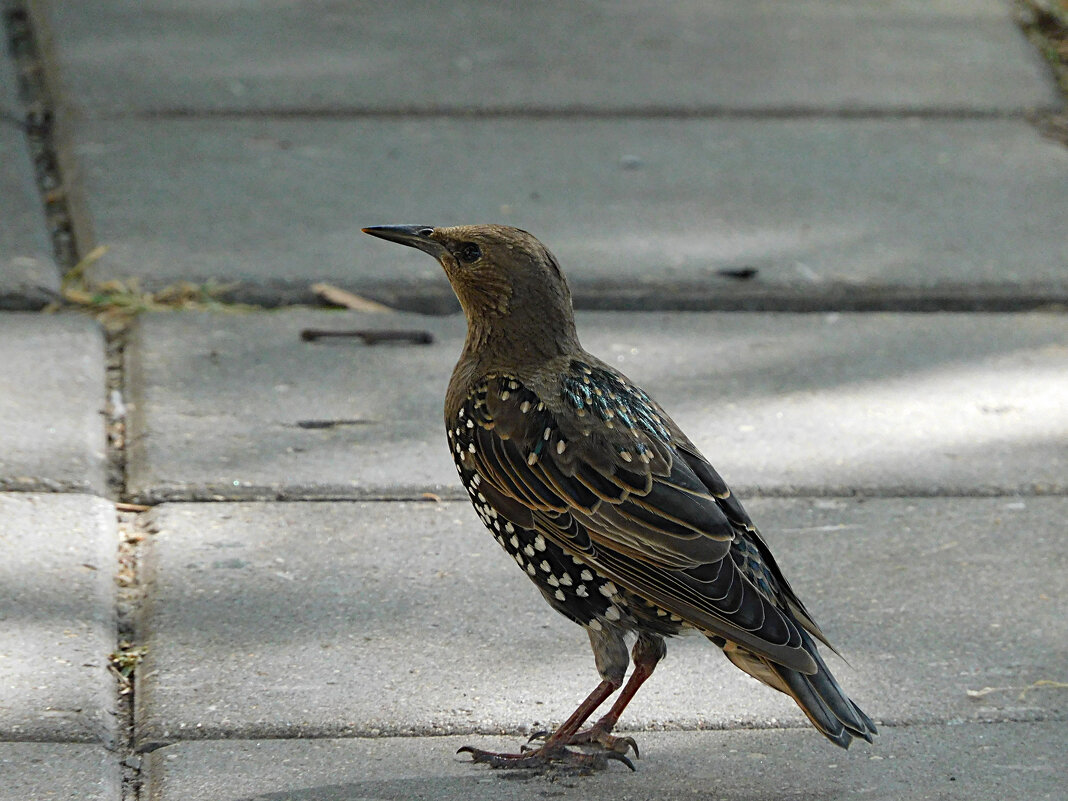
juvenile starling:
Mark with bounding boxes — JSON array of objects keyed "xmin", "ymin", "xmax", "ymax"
[{"xmin": 363, "ymin": 224, "xmax": 877, "ymax": 770}]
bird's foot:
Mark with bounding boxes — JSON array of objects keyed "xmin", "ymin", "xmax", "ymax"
[
  {"xmin": 528, "ymin": 722, "xmax": 639, "ymax": 758},
  {"xmin": 457, "ymin": 741, "xmax": 635, "ymax": 772},
  {"xmin": 565, "ymin": 724, "xmax": 640, "ymax": 758}
]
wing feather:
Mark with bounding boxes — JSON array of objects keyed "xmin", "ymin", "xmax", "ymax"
[{"xmin": 464, "ymin": 367, "xmax": 818, "ymax": 673}]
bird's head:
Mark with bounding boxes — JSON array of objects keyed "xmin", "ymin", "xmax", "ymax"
[{"xmin": 363, "ymin": 224, "xmax": 580, "ymax": 362}]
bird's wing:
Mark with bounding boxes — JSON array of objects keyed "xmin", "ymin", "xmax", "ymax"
[{"xmin": 463, "ymin": 363, "xmax": 818, "ymax": 673}]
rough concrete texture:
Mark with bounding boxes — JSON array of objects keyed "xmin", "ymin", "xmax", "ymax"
[
  {"xmin": 0, "ymin": 314, "xmax": 108, "ymax": 494},
  {"xmin": 0, "ymin": 37, "xmax": 58, "ymax": 310},
  {"xmin": 125, "ymin": 310, "xmax": 1068, "ymax": 502},
  {"xmin": 134, "ymin": 498, "xmax": 1067, "ymax": 747},
  {"xmin": 72, "ymin": 118, "xmax": 1068, "ymax": 306},
  {"xmin": 0, "ymin": 743, "xmax": 120, "ymax": 801},
  {"xmin": 39, "ymin": 1, "xmax": 1057, "ymax": 115},
  {"xmin": 144, "ymin": 723, "xmax": 1067, "ymax": 801},
  {"xmin": 0, "ymin": 494, "xmax": 117, "ymax": 744}
]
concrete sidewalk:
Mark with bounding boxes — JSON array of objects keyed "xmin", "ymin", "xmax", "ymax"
[
  {"xmin": 30, "ymin": 0, "xmax": 1068, "ymax": 308},
  {"xmin": 139, "ymin": 725, "xmax": 1068, "ymax": 801},
  {"xmin": 123, "ymin": 309, "xmax": 1068, "ymax": 502},
  {"xmin": 2, "ymin": 1, "xmax": 1067, "ymax": 800}
]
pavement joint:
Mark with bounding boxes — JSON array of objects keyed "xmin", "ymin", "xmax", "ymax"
[
  {"xmin": 126, "ymin": 487, "xmax": 1068, "ymax": 505},
  {"xmin": 164, "ymin": 283, "xmax": 1068, "ymax": 317},
  {"xmin": 1, "ymin": 0, "xmax": 80, "ymax": 278},
  {"xmin": 106, "ymin": 325, "xmax": 129, "ymax": 500},
  {"xmin": 121, "ymin": 106, "xmax": 1051, "ymax": 121},
  {"xmin": 98, "ymin": 303, "xmax": 145, "ymax": 801},
  {"xmin": 123, "ymin": 715, "xmax": 1068, "ymax": 747},
  {"xmin": 113, "ymin": 509, "xmax": 148, "ymax": 801},
  {"xmin": 122, "ymin": 714, "xmax": 1068, "ymax": 749}
]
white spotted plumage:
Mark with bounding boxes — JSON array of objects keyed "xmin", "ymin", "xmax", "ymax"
[{"xmin": 446, "ymin": 378, "xmax": 680, "ymax": 663}]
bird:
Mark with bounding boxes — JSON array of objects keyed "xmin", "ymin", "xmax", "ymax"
[{"xmin": 363, "ymin": 224, "xmax": 877, "ymax": 771}]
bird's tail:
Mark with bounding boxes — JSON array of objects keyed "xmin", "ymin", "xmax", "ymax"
[{"xmin": 721, "ymin": 629, "xmax": 877, "ymax": 748}]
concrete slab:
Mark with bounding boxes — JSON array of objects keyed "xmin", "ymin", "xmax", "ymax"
[
  {"xmin": 0, "ymin": 494, "xmax": 117, "ymax": 744},
  {"xmin": 125, "ymin": 310, "xmax": 1068, "ymax": 502},
  {"xmin": 0, "ymin": 743, "xmax": 119, "ymax": 801},
  {"xmin": 0, "ymin": 37, "xmax": 58, "ymax": 310},
  {"xmin": 39, "ymin": 1, "xmax": 1058, "ymax": 115},
  {"xmin": 134, "ymin": 498, "xmax": 1067, "ymax": 747},
  {"xmin": 143, "ymin": 724, "xmax": 1067, "ymax": 801},
  {"xmin": 0, "ymin": 314, "xmax": 108, "ymax": 494},
  {"xmin": 70, "ymin": 117, "xmax": 1068, "ymax": 307}
]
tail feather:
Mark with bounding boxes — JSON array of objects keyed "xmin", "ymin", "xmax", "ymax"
[
  {"xmin": 771, "ymin": 658, "xmax": 875, "ymax": 748},
  {"xmin": 774, "ymin": 664, "xmax": 854, "ymax": 748},
  {"xmin": 719, "ymin": 630, "xmax": 877, "ymax": 749},
  {"xmin": 796, "ymin": 630, "xmax": 877, "ymax": 740}
]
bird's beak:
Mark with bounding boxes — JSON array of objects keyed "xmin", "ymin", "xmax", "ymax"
[{"xmin": 362, "ymin": 225, "xmax": 446, "ymax": 257}]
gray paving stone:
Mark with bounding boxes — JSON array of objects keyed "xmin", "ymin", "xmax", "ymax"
[
  {"xmin": 71, "ymin": 117, "xmax": 1068, "ymax": 307},
  {"xmin": 40, "ymin": 1, "xmax": 1057, "ymax": 115},
  {"xmin": 0, "ymin": 743, "xmax": 119, "ymax": 801},
  {"xmin": 144, "ymin": 723, "xmax": 1066, "ymax": 801},
  {"xmin": 0, "ymin": 37, "xmax": 58, "ymax": 310},
  {"xmin": 0, "ymin": 494, "xmax": 117, "ymax": 744},
  {"xmin": 134, "ymin": 498, "xmax": 1067, "ymax": 747},
  {"xmin": 0, "ymin": 314, "xmax": 108, "ymax": 494},
  {"xmin": 125, "ymin": 310, "xmax": 1068, "ymax": 502}
]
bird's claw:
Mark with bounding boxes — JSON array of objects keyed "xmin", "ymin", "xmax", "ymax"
[
  {"xmin": 567, "ymin": 726, "xmax": 640, "ymax": 758},
  {"xmin": 594, "ymin": 749, "xmax": 636, "ymax": 771},
  {"xmin": 457, "ymin": 743, "xmax": 635, "ymax": 772}
]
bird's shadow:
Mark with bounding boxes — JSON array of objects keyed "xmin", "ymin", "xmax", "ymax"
[{"xmin": 233, "ymin": 772, "xmax": 839, "ymax": 801}]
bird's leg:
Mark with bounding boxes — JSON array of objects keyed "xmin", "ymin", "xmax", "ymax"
[
  {"xmin": 565, "ymin": 632, "xmax": 666, "ymax": 758},
  {"xmin": 459, "ymin": 624, "xmax": 636, "ymax": 770},
  {"xmin": 458, "ymin": 677, "xmax": 634, "ymax": 770}
]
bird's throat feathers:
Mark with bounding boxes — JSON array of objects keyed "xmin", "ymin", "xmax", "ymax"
[
  {"xmin": 458, "ymin": 270, "xmax": 580, "ymax": 369},
  {"xmin": 440, "ymin": 232, "xmax": 580, "ymax": 367},
  {"xmin": 447, "ymin": 258, "xmax": 512, "ymax": 334}
]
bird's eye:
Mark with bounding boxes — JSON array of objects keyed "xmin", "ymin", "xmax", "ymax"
[{"xmin": 456, "ymin": 242, "xmax": 482, "ymax": 263}]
